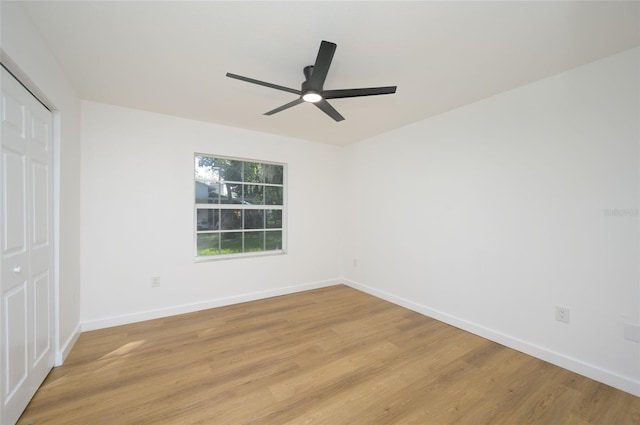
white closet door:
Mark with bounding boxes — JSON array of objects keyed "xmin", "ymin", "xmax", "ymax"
[{"xmin": 1, "ymin": 67, "xmax": 54, "ymax": 425}]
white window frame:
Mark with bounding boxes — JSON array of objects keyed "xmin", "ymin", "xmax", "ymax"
[{"xmin": 194, "ymin": 153, "xmax": 286, "ymax": 261}]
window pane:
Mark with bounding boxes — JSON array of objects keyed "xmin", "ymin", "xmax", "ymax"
[
  {"xmin": 195, "ymin": 182, "xmax": 222, "ymax": 204},
  {"xmin": 220, "ymin": 183, "xmax": 242, "ymax": 204},
  {"xmin": 218, "ymin": 159, "xmax": 243, "ymax": 182},
  {"xmin": 221, "ymin": 209, "xmax": 242, "ymax": 230},
  {"xmin": 243, "ymin": 185, "xmax": 264, "ymax": 205},
  {"xmin": 245, "ymin": 210, "xmax": 264, "ymax": 229},
  {"xmin": 266, "ymin": 231, "xmax": 282, "ymax": 250},
  {"xmin": 265, "ymin": 210, "xmax": 282, "ymax": 229},
  {"xmin": 263, "ymin": 164, "xmax": 283, "ymax": 185},
  {"xmin": 265, "ymin": 187, "xmax": 283, "ymax": 205},
  {"xmin": 220, "ymin": 232, "xmax": 242, "ymax": 254},
  {"xmin": 244, "ymin": 231, "xmax": 265, "ymax": 252},
  {"xmin": 195, "ymin": 182, "xmax": 209, "ymax": 203},
  {"xmin": 207, "ymin": 182, "xmax": 224, "ymax": 204},
  {"xmin": 195, "ymin": 155, "xmax": 218, "ymax": 185},
  {"xmin": 244, "ymin": 162, "xmax": 262, "ymax": 183},
  {"xmin": 196, "ymin": 156, "xmax": 242, "ymax": 183},
  {"xmin": 197, "ymin": 209, "xmax": 219, "ymax": 230},
  {"xmin": 197, "ymin": 233, "xmax": 220, "ymax": 256}
]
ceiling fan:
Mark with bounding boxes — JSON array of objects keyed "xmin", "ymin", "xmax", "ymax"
[{"xmin": 226, "ymin": 40, "xmax": 397, "ymax": 122}]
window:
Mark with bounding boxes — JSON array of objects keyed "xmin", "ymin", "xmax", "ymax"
[{"xmin": 195, "ymin": 154, "xmax": 285, "ymax": 259}]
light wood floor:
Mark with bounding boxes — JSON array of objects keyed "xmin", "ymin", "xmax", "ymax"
[{"xmin": 18, "ymin": 285, "xmax": 640, "ymax": 424}]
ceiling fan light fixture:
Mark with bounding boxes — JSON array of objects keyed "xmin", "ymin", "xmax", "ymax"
[
  {"xmin": 226, "ymin": 40, "xmax": 397, "ymax": 121},
  {"xmin": 302, "ymin": 92, "xmax": 322, "ymax": 103}
]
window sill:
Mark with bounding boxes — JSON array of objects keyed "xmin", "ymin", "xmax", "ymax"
[{"xmin": 193, "ymin": 250, "xmax": 286, "ymax": 263}]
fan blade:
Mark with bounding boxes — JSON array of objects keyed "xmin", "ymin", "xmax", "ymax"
[
  {"xmin": 314, "ymin": 99, "xmax": 345, "ymax": 122},
  {"xmin": 226, "ymin": 73, "xmax": 301, "ymax": 95},
  {"xmin": 264, "ymin": 98, "xmax": 304, "ymax": 116},
  {"xmin": 307, "ymin": 41, "xmax": 336, "ymax": 91},
  {"xmin": 323, "ymin": 86, "xmax": 397, "ymax": 99}
]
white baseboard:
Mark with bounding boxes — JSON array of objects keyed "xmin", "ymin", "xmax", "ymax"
[
  {"xmin": 81, "ymin": 278, "xmax": 340, "ymax": 332},
  {"xmin": 344, "ymin": 279, "xmax": 640, "ymax": 397},
  {"xmin": 56, "ymin": 323, "xmax": 81, "ymax": 366}
]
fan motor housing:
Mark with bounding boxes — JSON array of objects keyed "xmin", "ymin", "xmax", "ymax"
[{"xmin": 303, "ymin": 65, "xmax": 314, "ymax": 82}]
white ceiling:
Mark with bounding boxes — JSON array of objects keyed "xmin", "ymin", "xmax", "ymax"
[{"xmin": 20, "ymin": 1, "xmax": 640, "ymax": 145}]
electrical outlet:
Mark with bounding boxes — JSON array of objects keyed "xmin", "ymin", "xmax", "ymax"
[
  {"xmin": 556, "ymin": 306, "xmax": 570, "ymax": 323},
  {"xmin": 151, "ymin": 276, "xmax": 160, "ymax": 287}
]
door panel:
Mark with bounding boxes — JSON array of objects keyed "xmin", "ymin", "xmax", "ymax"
[
  {"xmin": 4, "ymin": 282, "xmax": 28, "ymax": 401},
  {"xmin": 1, "ymin": 92, "xmax": 25, "ymax": 137},
  {"xmin": 1, "ymin": 67, "xmax": 54, "ymax": 425},
  {"xmin": 31, "ymin": 161, "xmax": 49, "ymax": 248},
  {"xmin": 2, "ymin": 149, "xmax": 27, "ymax": 257},
  {"xmin": 30, "ymin": 116, "xmax": 48, "ymax": 150},
  {"xmin": 33, "ymin": 272, "xmax": 51, "ymax": 366}
]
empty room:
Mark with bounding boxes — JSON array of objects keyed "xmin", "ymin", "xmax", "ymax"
[{"xmin": 1, "ymin": 1, "xmax": 639, "ymax": 424}]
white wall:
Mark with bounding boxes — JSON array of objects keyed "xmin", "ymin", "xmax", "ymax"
[
  {"xmin": 1, "ymin": 2, "xmax": 82, "ymax": 363},
  {"xmin": 343, "ymin": 48, "xmax": 640, "ymax": 395},
  {"xmin": 80, "ymin": 101, "xmax": 344, "ymax": 329}
]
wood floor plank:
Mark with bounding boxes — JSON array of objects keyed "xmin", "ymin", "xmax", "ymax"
[{"xmin": 17, "ymin": 285, "xmax": 640, "ymax": 424}]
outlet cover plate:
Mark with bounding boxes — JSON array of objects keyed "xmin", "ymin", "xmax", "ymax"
[{"xmin": 556, "ymin": 306, "xmax": 570, "ymax": 324}]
